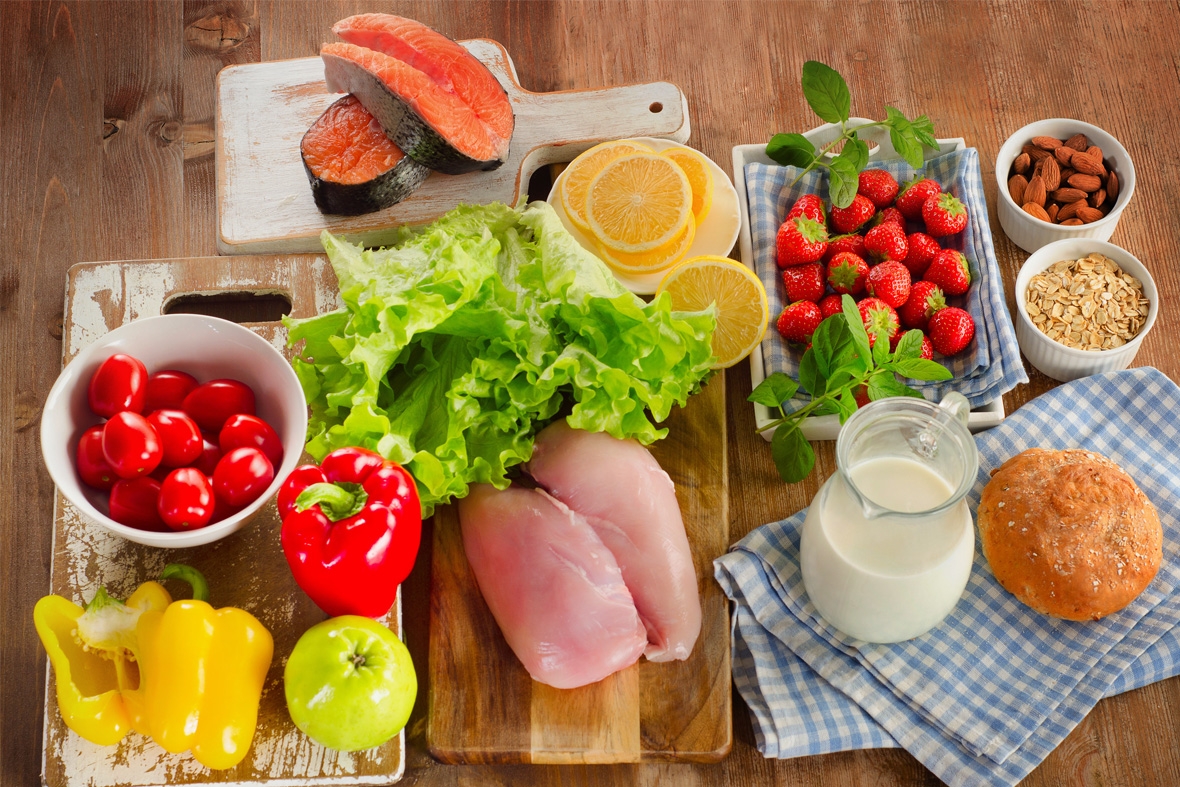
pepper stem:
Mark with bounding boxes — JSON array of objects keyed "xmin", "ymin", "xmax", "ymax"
[
  {"xmin": 295, "ymin": 482, "xmax": 369, "ymax": 522},
  {"xmin": 161, "ymin": 564, "xmax": 210, "ymax": 603}
]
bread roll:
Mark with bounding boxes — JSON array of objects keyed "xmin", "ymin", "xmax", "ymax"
[{"xmin": 978, "ymin": 448, "xmax": 1161, "ymax": 621}]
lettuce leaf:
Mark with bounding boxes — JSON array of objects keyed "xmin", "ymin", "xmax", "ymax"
[{"xmin": 285, "ymin": 201, "xmax": 715, "ymax": 516}]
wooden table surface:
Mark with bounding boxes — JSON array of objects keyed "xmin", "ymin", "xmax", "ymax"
[{"xmin": 4, "ymin": 1, "xmax": 1179, "ymax": 784}]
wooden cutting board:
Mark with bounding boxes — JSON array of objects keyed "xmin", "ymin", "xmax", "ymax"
[
  {"xmin": 427, "ymin": 377, "xmax": 732, "ymax": 764},
  {"xmin": 44, "ymin": 255, "xmax": 406, "ymax": 787},
  {"xmin": 216, "ymin": 40, "xmax": 691, "ymax": 255}
]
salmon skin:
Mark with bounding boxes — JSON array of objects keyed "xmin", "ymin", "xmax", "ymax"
[
  {"xmin": 300, "ymin": 95, "xmax": 430, "ymax": 215},
  {"xmin": 321, "ymin": 14, "xmax": 513, "ymax": 175}
]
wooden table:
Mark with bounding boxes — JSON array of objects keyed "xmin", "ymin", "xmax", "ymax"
[{"xmin": 3, "ymin": 1, "xmax": 1179, "ymax": 784}]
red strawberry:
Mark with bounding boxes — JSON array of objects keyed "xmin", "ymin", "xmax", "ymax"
[
  {"xmin": 826, "ymin": 252, "xmax": 870, "ymax": 296},
  {"xmin": 920, "ymin": 333, "xmax": 934, "ymax": 360},
  {"xmin": 857, "ymin": 169, "xmax": 900, "ymax": 208},
  {"xmin": 828, "ymin": 194, "xmax": 876, "ymax": 234},
  {"xmin": 818, "ymin": 293, "xmax": 844, "ymax": 320},
  {"xmin": 857, "ymin": 297, "xmax": 900, "ymax": 347},
  {"xmin": 923, "ymin": 249, "xmax": 971, "ymax": 295},
  {"xmin": 928, "ymin": 306, "xmax": 975, "ymax": 356},
  {"xmin": 853, "ymin": 384, "xmax": 871, "ymax": 408},
  {"xmin": 866, "ymin": 260, "xmax": 912, "ymax": 308},
  {"xmin": 823, "ymin": 232, "xmax": 867, "ymax": 262},
  {"xmin": 922, "ymin": 192, "xmax": 969, "ymax": 237},
  {"xmin": 901, "ymin": 232, "xmax": 941, "ymax": 277},
  {"xmin": 869, "ymin": 206, "xmax": 906, "ymax": 229},
  {"xmin": 787, "ymin": 193, "xmax": 826, "ymax": 224},
  {"xmin": 864, "ymin": 222, "xmax": 909, "ymax": 264},
  {"xmin": 776, "ymin": 215, "xmax": 829, "ymax": 268},
  {"xmin": 776, "ymin": 301, "xmax": 823, "ymax": 344},
  {"xmin": 899, "ymin": 280, "xmax": 947, "ymax": 330},
  {"xmin": 896, "ymin": 177, "xmax": 942, "ymax": 220},
  {"xmin": 782, "ymin": 263, "xmax": 826, "ymax": 303}
]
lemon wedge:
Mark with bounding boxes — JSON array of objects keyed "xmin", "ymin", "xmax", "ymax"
[
  {"xmin": 559, "ymin": 139, "xmax": 654, "ymax": 232},
  {"xmin": 586, "ymin": 153, "xmax": 693, "ymax": 254}
]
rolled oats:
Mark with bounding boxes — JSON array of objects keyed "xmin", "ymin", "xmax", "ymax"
[{"xmin": 1024, "ymin": 253, "xmax": 1148, "ymax": 350}]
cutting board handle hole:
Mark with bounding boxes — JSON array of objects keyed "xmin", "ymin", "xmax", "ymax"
[
  {"xmin": 649, "ymin": 102, "xmax": 663, "ymax": 113},
  {"xmin": 164, "ymin": 290, "xmax": 292, "ymax": 324}
]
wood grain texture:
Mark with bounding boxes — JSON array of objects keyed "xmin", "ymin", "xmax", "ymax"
[{"xmin": 5, "ymin": 1, "xmax": 1180, "ymax": 786}]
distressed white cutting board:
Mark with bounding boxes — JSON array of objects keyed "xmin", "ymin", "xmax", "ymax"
[{"xmin": 216, "ymin": 40, "xmax": 691, "ymax": 254}]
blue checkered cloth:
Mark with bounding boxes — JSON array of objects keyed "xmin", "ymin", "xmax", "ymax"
[
  {"xmin": 715, "ymin": 368, "xmax": 1180, "ymax": 786},
  {"xmin": 746, "ymin": 149, "xmax": 1028, "ymax": 409}
]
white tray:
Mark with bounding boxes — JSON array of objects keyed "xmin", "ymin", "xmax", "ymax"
[{"xmin": 732, "ymin": 120, "xmax": 1005, "ymax": 441}]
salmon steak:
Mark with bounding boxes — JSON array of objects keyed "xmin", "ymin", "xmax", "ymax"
[{"xmin": 322, "ymin": 14, "xmax": 514, "ymax": 175}]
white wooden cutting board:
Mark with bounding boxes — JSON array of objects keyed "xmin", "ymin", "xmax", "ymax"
[{"xmin": 216, "ymin": 40, "xmax": 691, "ymax": 254}]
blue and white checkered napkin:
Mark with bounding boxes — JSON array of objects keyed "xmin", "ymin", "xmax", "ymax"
[
  {"xmin": 746, "ymin": 149, "xmax": 1028, "ymax": 408},
  {"xmin": 715, "ymin": 368, "xmax": 1180, "ymax": 786}
]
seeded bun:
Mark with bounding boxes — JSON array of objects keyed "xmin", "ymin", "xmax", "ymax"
[{"xmin": 978, "ymin": 448, "xmax": 1161, "ymax": 621}]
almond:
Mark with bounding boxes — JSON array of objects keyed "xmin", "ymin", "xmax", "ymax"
[
  {"xmin": 1013, "ymin": 152, "xmax": 1031, "ymax": 175},
  {"xmin": 1057, "ymin": 199, "xmax": 1088, "ymax": 221},
  {"xmin": 1008, "ymin": 174, "xmax": 1028, "ymax": 205},
  {"xmin": 1027, "ymin": 146, "xmax": 1051, "ymax": 163},
  {"xmin": 1075, "ymin": 206, "xmax": 1105, "ymax": 223},
  {"xmin": 1071, "ymin": 153, "xmax": 1107, "ymax": 177},
  {"xmin": 1068, "ymin": 173, "xmax": 1103, "ymax": 192},
  {"xmin": 1089, "ymin": 188, "xmax": 1107, "ymax": 208},
  {"xmin": 1024, "ymin": 175, "xmax": 1048, "ymax": 206},
  {"xmin": 1085, "ymin": 145, "xmax": 1103, "ymax": 159},
  {"xmin": 1060, "ymin": 218, "xmax": 1084, "ymax": 226},
  {"xmin": 1054, "ymin": 146, "xmax": 1074, "ymax": 166},
  {"xmin": 1032, "ymin": 135, "xmax": 1063, "ymax": 151},
  {"xmin": 1046, "ymin": 203, "xmax": 1059, "ymax": 222},
  {"xmin": 1023, "ymin": 203, "xmax": 1051, "ymax": 222},
  {"xmin": 1065, "ymin": 133, "xmax": 1088, "ymax": 151},
  {"xmin": 1060, "ymin": 167, "xmax": 1076, "ymax": 181},
  {"xmin": 1051, "ymin": 187, "xmax": 1088, "ymax": 204},
  {"xmin": 1041, "ymin": 156, "xmax": 1062, "ymax": 191},
  {"xmin": 1106, "ymin": 170, "xmax": 1120, "ymax": 201}
]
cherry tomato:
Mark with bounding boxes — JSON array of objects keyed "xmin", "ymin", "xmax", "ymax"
[
  {"xmin": 146, "ymin": 409, "xmax": 203, "ymax": 467},
  {"xmin": 102, "ymin": 412, "xmax": 163, "ymax": 479},
  {"xmin": 219, "ymin": 414, "xmax": 283, "ymax": 469},
  {"xmin": 212, "ymin": 447, "xmax": 274, "ymax": 508},
  {"xmin": 145, "ymin": 370, "xmax": 198, "ymax": 412},
  {"xmin": 192, "ymin": 438, "xmax": 222, "ymax": 477},
  {"xmin": 157, "ymin": 467, "xmax": 214, "ymax": 531},
  {"xmin": 88, "ymin": 354, "xmax": 147, "ymax": 418},
  {"xmin": 182, "ymin": 379, "xmax": 256, "ymax": 432},
  {"xmin": 76, "ymin": 425, "xmax": 117, "ymax": 490},
  {"xmin": 108, "ymin": 476, "xmax": 165, "ymax": 530}
]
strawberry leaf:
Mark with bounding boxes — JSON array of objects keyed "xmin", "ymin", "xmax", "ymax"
[
  {"xmin": 841, "ymin": 295, "xmax": 872, "ymax": 367},
  {"xmin": 867, "ymin": 373, "xmax": 923, "ymax": 400},
  {"xmin": 798, "ymin": 347, "xmax": 824, "ymax": 397},
  {"xmin": 839, "ymin": 135, "xmax": 870, "ymax": 173},
  {"xmin": 887, "ymin": 358, "xmax": 954, "ymax": 381},
  {"xmin": 766, "ymin": 133, "xmax": 817, "ymax": 168},
  {"xmin": 801, "ymin": 61, "xmax": 851, "ymax": 124},
  {"xmin": 771, "ymin": 423, "xmax": 815, "ymax": 483},
  {"xmin": 910, "ymin": 115, "xmax": 940, "ymax": 150},
  {"xmin": 872, "ymin": 330, "xmax": 890, "ymax": 366},
  {"xmin": 749, "ymin": 372, "xmax": 799, "ymax": 409},
  {"xmin": 884, "ymin": 106, "xmax": 924, "ymax": 169},
  {"xmin": 828, "ymin": 155, "xmax": 859, "ymax": 209},
  {"xmin": 891, "ymin": 329, "xmax": 925, "ymax": 361}
]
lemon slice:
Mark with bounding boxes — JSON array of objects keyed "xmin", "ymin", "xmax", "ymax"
[
  {"xmin": 586, "ymin": 153, "xmax": 693, "ymax": 254},
  {"xmin": 661, "ymin": 146, "xmax": 715, "ymax": 224},
  {"xmin": 596, "ymin": 216, "xmax": 696, "ymax": 274},
  {"xmin": 559, "ymin": 139, "xmax": 655, "ymax": 232},
  {"xmin": 656, "ymin": 255, "xmax": 769, "ymax": 369}
]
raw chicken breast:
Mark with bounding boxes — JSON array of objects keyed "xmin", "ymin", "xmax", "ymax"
[
  {"xmin": 458, "ymin": 483, "xmax": 648, "ymax": 689},
  {"xmin": 527, "ymin": 421, "xmax": 702, "ymax": 662}
]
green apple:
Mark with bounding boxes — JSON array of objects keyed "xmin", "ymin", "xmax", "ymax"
[{"xmin": 284, "ymin": 615, "xmax": 417, "ymax": 751}]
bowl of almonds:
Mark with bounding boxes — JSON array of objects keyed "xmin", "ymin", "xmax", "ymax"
[
  {"xmin": 995, "ymin": 119, "xmax": 1135, "ymax": 252},
  {"xmin": 1014, "ymin": 238, "xmax": 1156, "ymax": 381}
]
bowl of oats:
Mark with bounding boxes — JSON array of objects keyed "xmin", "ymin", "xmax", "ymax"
[{"xmin": 1014, "ymin": 238, "xmax": 1156, "ymax": 381}]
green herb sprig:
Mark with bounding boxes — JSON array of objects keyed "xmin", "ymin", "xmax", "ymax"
[
  {"xmin": 766, "ymin": 61, "xmax": 940, "ymax": 208},
  {"xmin": 748, "ymin": 295, "xmax": 953, "ymax": 483}
]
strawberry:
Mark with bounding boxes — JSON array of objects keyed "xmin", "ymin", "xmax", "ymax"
[
  {"xmin": 782, "ymin": 263, "xmax": 826, "ymax": 302},
  {"xmin": 857, "ymin": 297, "xmax": 900, "ymax": 347},
  {"xmin": 826, "ymin": 252, "xmax": 870, "ymax": 296},
  {"xmin": 776, "ymin": 215, "xmax": 829, "ymax": 268},
  {"xmin": 901, "ymin": 232, "xmax": 941, "ymax": 277},
  {"xmin": 786, "ymin": 193, "xmax": 826, "ymax": 224},
  {"xmin": 922, "ymin": 192, "xmax": 969, "ymax": 237},
  {"xmin": 853, "ymin": 384, "xmax": 871, "ymax": 408},
  {"xmin": 864, "ymin": 222, "xmax": 908, "ymax": 264},
  {"xmin": 923, "ymin": 249, "xmax": 971, "ymax": 296},
  {"xmin": 857, "ymin": 169, "xmax": 899, "ymax": 208},
  {"xmin": 866, "ymin": 260, "xmax": 912, "ymax": 308},
  {"xmin": 920, "ymin": 333, "xmax": 934, "ymax": 360},
  {"xmin": 899, "ymin": 280, "xmax": 946, "ymax": 330},
  {"xmin": 895, "ymin": 177, "xmax": 942, "ymax": 220},
  {"xmin": 776, "ymin": 301, "xmax": 823, "ymax": 344},
  {"xmin": 828, "ymin": 194, "xmax": 876, "ymax": 234},
  {"xmin": 823, "ymin": 232, "xmax": 867, "ymax": 262},
  {"xmin": 818, "ymin": 293, "xmax": 844, "ymax": 320},
  {"xmin": 869, "ymin": 206, "xmax": 906, "ymax": 229},
  {"xmin": 927, "ymin": 306, "xmax": 975, "ymax": 356}
]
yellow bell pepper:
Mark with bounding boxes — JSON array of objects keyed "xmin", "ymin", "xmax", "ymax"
[{"xmin": 33, "ymin": 564, "xmax": 273, "ymax": 770}]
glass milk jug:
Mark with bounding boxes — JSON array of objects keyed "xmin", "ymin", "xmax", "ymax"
[{"xmin": 799, "ymin": 394, "xmax": 978, "ymax": 643}]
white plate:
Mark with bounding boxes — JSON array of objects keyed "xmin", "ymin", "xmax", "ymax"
[{"xmin": 546, "ymin": 137, "xmax": 742, "ymax": 294}]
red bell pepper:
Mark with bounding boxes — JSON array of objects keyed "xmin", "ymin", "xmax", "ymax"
[{"xmin": 278, "ymin": 447, "xmax": 421, "ymax": 618}]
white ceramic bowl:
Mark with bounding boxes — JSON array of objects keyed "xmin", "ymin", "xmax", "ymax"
[
  {"xmin": 1014, "ymin": 238, "xmax": 1156, "ymax": 382},
  {"xmin": 41, "ymin": 314, "xmax": 308, "ymax": 548},
  {"xmin": 995, "ymin": 119, "xmax": 1135, "ymax": 252}
]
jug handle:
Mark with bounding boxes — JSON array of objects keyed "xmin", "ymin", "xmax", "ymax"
[{"xmin": 938, "ymin": 391, "xmax": 971, "ymax": 428}]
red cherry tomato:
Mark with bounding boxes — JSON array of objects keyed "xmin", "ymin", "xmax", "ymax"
[
  {"xmin": 146, "ymin": 409, "xmax": 203, "ymax": 467},
  {"xmin": 108, "ymin": 476, "xmax": 165, "ymax": 530},
  {"xmin": 157, "ymin": 467, "xmax": 214, "ymax": 531},
  {"xmin": 219, "ymin": 414, "xmax": 283, "ymax": 469},
  {"xmin": 88, "ymin": 354, "xmax": 147, "ymax": 418},
  {"xmin": 212, "ymin": 447, "xmax": 274, "ymax": 507},
  {"xmin": 102, "ymin": 412, "xmax": 163, "ymax": 479},
  {"xmin": 182, "ymin": 379, "xmax": 256, "ymax": 432},
  {"xmin": 76, "ymin": 425, "xmax": 117, "ymax": 490},
  {"xmin": 192, "ymin": 438, "xmax": 222, "ymax": 477},
  {"xmin": 145, "ymin": 370, "xmax": 198, "ymax": 412}
]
